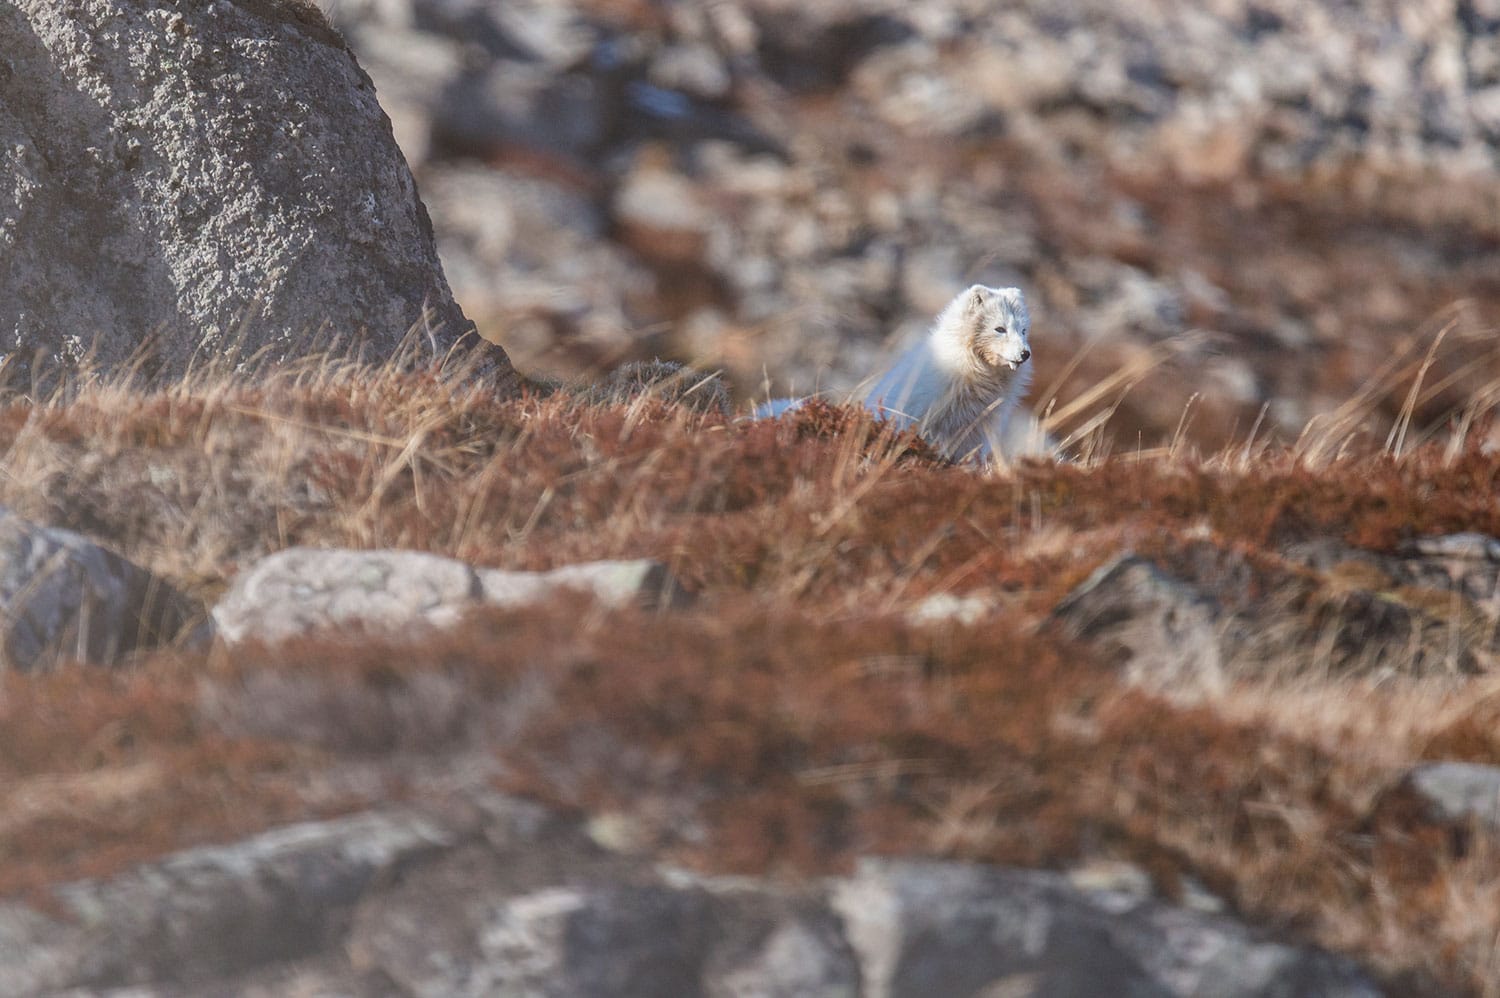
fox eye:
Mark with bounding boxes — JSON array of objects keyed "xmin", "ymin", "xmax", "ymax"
[{"xmin": 993, "ymin": 326, "xmax": 1007, "ymax": 335}]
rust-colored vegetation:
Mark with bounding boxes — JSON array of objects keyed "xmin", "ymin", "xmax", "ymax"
[{"xmin": 1, "ymin": 357, "xmax": 1499, "ymax": 993}]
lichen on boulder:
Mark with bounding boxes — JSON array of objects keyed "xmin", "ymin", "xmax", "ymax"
[{"xmin": 0, "ymin": 0, "xmax": 511, "ymax": 383}]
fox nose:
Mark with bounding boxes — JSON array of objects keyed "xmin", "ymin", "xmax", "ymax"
[{"xmin": 1019, "ymin": 348, "xmax": 1031, "ymax": 363}]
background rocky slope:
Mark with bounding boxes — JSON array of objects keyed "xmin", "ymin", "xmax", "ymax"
[{"xmin": 323, "ymin": 0, "xmax": 1500, "ymax": 450}]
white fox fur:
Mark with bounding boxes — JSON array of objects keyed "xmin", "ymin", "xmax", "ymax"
[
  {"xmin": 863, "ymin": 284, "xmax": 1032, "ymax": 463},
  {"xmin": 752, "ymin": 284, "xmax": 1033, "ymax": 463}
]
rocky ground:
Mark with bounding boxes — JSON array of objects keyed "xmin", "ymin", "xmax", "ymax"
[
  {"xmin": 324, "ymin": 0, "xmax": 1500, "ymax": 451},
  {"xmin": 0, "ymin": 369, "xmax": 1499, "ymax": 993},
  {"xmin": 6, "ymin": 1, "xmax": 1500, "ymax": 995}
]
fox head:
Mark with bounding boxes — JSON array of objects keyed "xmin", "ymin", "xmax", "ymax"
[{"xmin": 961, "ymin": 285, "xmax": 1031, "ymax": 372}]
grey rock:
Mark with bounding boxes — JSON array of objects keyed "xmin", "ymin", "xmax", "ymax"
[
  {"xmin": 475, "ymin": 559, "xmax": 679, "ymax": 609},
  {"xmin": 0, "ymin": 802, "xmax": 1380, "ymax": 996},
  {"xmin": 651, "ymin": 43, "xmax": 734, "ymax": 101},
  {"xmin": 1067, "ymin": 259, "xmax": 1187, "ymax": 342},
  {"xmin": 0, "ymin": 903, "xmax": 81, "ymax": 998},
  {"xmin": 1404, "ymin": 533, "xmax": 1500, "ymax": 562},
  {"xmin": 327, "ymin": 0, "xmax": 606, "ymax": 160},
  {"xmin": 1053, "ymin": 554, "xmax": 1227, "ymax": 698},
  {"xmin": 212, "ymin": 547, "xmax": 477, "ymax": 644},
  {"xmin": 0, "ymin": 507, "xmax": 207, "ymax": 671},
  {"xmin": 211, "ymin": 547, "xmax": 677, "ymax": 644},
  {"xmin": 1395, "ymin": 534, "xmax": 1500, "ymax": 617},
  {"xmin": 1268, "ymin": 537, "xmax": 1499, "ymax": 676},
  {"xmin": 831, "ymin": 858, "xmax": 1382, "ymax": 998},
  {"xmin": 365, "ymin": 883, "xmax": 716, "ymax": 997},
  {"xmin": 1093, "ymin": 538, "xmax": 1500, "ymax": 682},
  {"xmin": 0, "ymin": 809, "xmax": 450, "ymax": 994},
  {"xmin": 614, "ymin": 159, "xmax": 715, "ymax": 246},
  {"xmin": 0, "ymin": 0, "xmax": 503, "ymax": 384},
  {"xmin": 704, "ymin": 891, "xmax": 863, "ymax": 998},
  {"xmin": 352, "ymin": 869, "xmax": 861, "ymax": 998},
  {"xmin": 438, "ymin": 61, "xmax": 607, "ymax": 161},
  {"xmin": 1401, "ymin": 761, "xmax": 1500, "ymax": 829}
]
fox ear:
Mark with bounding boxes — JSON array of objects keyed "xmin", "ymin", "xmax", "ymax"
[{"xmin": 966, "ymin": 286, "xmax": 988, "ymax": 313}]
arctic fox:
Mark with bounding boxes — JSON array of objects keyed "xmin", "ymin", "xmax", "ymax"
[
  {"xmin": 757, "ymin": 285, "xmax": 1032, "ymax": 463},
  {"xmin": 864, "ymin": 284, "xmax": 1032, "ymax": 463}
]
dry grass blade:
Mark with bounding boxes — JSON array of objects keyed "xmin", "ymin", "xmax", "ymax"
[
  {"xmin": 1039, "ymin": 332, "xmax": 1206, "ymax": 461},
  {"xmin": 1386, "ymin": 318, "xmax": 1456, "ymax": 459}
]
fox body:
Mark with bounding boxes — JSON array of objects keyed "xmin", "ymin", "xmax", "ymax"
[
  {"xmin": 863, "ymin": 284, "xmax": 1032, "ymax": 462},
  {"xmin": 754, "ymin": 284, "xmax": 1033, "ymax": 463}
]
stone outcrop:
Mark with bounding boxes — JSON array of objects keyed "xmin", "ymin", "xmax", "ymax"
[
  {"xmin": 211, "ymin": 547, "xmax": 680, "ymax": 644},
  {"xmin": 0, "ymin": 795, "xmax": 1384, "ymax": 997},
  {"xmin": 0, "ymin": 809, "xmax": 452, "ymax": 994},
  {"xmin": 1053, "ymin": 554, "xmax": 1228, "ymax": 698},
  {"xmin": 0, "ymin": 506, "xmax": 206, "ymax": 670},
  {"xmin": 833, "ymin": 859, "xmax": 1379, "ymax": 998},
  {"xmin": 1052, "ymin": 533, "xmax": 1500, "ymax": 687},
  {"xmin": 0, "ymin": 0, "xmax": 510, "ymax": 383}
]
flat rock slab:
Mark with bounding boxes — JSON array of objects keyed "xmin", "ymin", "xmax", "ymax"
[
  {"xmin": 0, "ymin": 802, "xmax": 1383, "ymax": 996},
  {"xmin": 0, "ymin": 809, "xmax": 451, "ymax": 995},
  {"xmin": 0, "ymin": 507, "xmax": 206, "ymax": 670},
  {"xmin": 0, "ymin": 0, "xmax": 509, "ymax": 382},
  {"xmin": 211, "ymin": 547, "xmax": 678, "ymax": 643},
  {"xmin": 833, "ymin": 858, "xmax": 1381, "ymax": 998},
  {"xmin": 354, "ymin": 878, "xmax": 862, "ymax": 998}
]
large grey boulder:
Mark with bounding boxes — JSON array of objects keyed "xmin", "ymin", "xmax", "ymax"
[
  {"xmin": 354, "ymin": 878, "xmax": 863, "ymax": 998},
  {"xmin": 0, "ymin": 798, "xmax": 1383, "ymax": 996},
  {"xmin": 211, "ymin": 547, "xmax": 679, "ymax": 644},
  {"xmin": 833, "ymin": 859, "xmax": 1381, "ymax": 998},
  {"xmin": 0, "ymin": 507, "xmax": 206, "ymax": 670},
  {"xmin": 0, "ymin": 0, "xmax": 509, "ymax": 382},
  {"xmin": 0, "ymin": 809, "xmax": 451, "ymax": 994}
]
